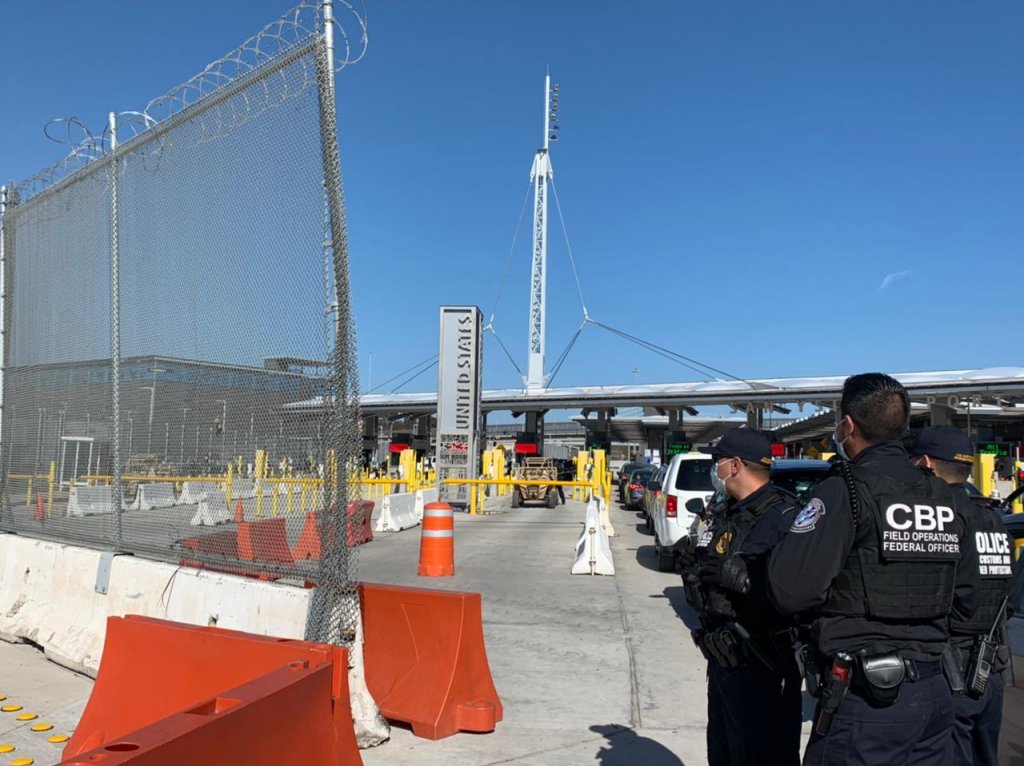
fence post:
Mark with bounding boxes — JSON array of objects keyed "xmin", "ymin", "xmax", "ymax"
[
  {"xmin": 108, "ymin": 110, "xmax": 123, "ymax": 549},
  {"xmin": 225, "ymin": 462, "xmax": 234, "ymax": 514},
  {"xmin": 47, "ymin": 460, "xmax": 56, "ymax": 518}
]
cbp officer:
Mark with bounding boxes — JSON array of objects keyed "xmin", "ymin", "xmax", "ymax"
[
  {"xmin": 911, "ymin": 426, "xmax": 1015, "ymax": 766},
  {"xmin": 682, "ymin": 428, "xmax": 802, "ymax": 766},
  {"xmin": 767, "ymin": 373, "xmax": 980, "ymax": 765}
]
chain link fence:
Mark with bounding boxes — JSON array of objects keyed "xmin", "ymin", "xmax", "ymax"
[{"xmin": 0, "ymin": 0, "xmax": 366, "ymax": 647}]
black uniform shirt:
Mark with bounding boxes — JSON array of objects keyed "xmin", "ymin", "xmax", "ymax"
[{"xmin": 767, "ymin": 442, "xmax": 980, "ymax": 660}]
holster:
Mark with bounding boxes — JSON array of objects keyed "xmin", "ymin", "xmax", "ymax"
[
  {"xmin": 941, "ymin": 643, "xmax": 967, "ymax": 695},
  {"xmin": 796, "ymin": 643, "xmax": 821, "ymax": 698},
  {"xmin": 853, "ymin": 651, "xmax": 905, "ymax": 708}
]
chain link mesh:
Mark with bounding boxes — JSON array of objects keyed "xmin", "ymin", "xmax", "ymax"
[{"xmin": 0, "ymin": 0, "xmax": 366, "ymax": 647}]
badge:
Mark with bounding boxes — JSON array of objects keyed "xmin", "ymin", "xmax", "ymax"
[
  {"xmin": 790, "ymin": 498, "xmax": 824, "ymax": 534},
  {"xmin": 714, "ymin": 531, "xmax": 733, "ymax": 555}
]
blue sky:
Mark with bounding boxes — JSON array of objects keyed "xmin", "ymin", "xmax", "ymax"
[{"xmin": 2, "ymin": 1, "xmax": 1023, "ymax": 395}]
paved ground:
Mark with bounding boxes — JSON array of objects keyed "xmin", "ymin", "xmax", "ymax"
[{"xmin": 0, "ymin": 493, "xmax": 1022, "ymax": 765}]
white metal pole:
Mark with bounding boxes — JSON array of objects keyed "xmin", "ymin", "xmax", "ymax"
[
  {"xmin": 322, "ymin": 0, "xmax": 336, "ymax": 93},
  {"xmin": 108, "ymin": 110, "xmax": 123, "ymax": 544},
  {"xmin": 0, "ymin": 185, "xmax": 6, "ymax": 473},
  {"xmin": 527, "ymin": 76, "xmax": 553, "ymax": 391}
]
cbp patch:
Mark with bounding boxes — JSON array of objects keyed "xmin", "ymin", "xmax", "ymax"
[{"xmin": 790, "ymin": 498, "xmax": 824, "ymax": 534}]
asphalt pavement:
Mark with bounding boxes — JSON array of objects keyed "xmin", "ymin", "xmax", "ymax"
[{"xmin": 0, "ymin": 493, "xmax": 1021, "ymax": 764}]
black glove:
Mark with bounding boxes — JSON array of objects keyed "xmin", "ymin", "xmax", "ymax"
[
  {"xmin": 698, "ymin": 559, "xmax": 723, "ymax": 587},
  {"xmin": 719, "ymin": 557, "xmax": 750, "ymax": 594},
  {"xmin": 677, "ymin": 542, "xmax": 698, "ymax": 571}
]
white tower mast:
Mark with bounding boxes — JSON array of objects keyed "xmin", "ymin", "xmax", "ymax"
[{"xmin": 526, "ymin": 75, "xmax": 558, "ymax": 391}]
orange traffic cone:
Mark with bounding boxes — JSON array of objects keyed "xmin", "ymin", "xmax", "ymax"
[
  {"xmin": 234, "ymin": 498, "xmax": 244, "ymax": 523},
  {"xmin": 34, "ymin": 493, "xmax": 44, "ymax": 521},
  {"xmin": 418, "ymin": 501, "xmax": 454, "ymax": 577}
]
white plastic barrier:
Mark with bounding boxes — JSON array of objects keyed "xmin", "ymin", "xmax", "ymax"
[
  {"xmin": 231, "ymin": 477, "xmax": 257, "ymax": 499},
  {"xmin": 67, "ymin": 486, "xmax": 115, "ymax": 517},
  {"xmin": 571, "ymin": 498, "xmax": 615, "ymax": 576},
  {"xmin": 127, "ymin": 482, "xmax": 177, "ymax": 511},
  {"xmin": 414, "ymin": 487, "xmax": 439, "ymax": 521},
  {"xmin": 178, "ymin": 481, "xmax": 219, "ymax": 505},
  {"xmin": 190, "ymin": 490, "xmax": 231, "ymax": 526},
  {"xmin": 597, "ymin": 495, "xmax": 615, "ymax": 538},
  {"xmin": 374, "ymin": 492, "xmax": 419, "ymax": 532}
]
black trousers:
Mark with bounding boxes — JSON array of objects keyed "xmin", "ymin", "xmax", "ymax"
[
  {"xmin": 803, "ymin": 672, "xmax": 952, "ymax": 766},
  {"xmin": 952, "ymin": 672, "xmax": 1004, "ymax": 766},
  {"xmin": 707, "ymin": 660, "xmax": 802, "ymax": 766}
]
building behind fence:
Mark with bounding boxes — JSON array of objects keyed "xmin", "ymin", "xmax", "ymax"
[{"xmin": 0, "ymin": 0, "xmax": 367, "ymax": 646}]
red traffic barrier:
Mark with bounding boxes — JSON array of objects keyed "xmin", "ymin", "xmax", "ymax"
[
  {"xmin": 34, "ymin": 493, "xmax": 44, "ymax": 521},
  {"xmin": 293, "ymin": 501, "xmax": 375, "ymax": 561},
  {"xmin": 63, "ymin": 615, "xmax": 361, "ymax": 763},
  {"xmin": 360, "ymin": 582, "xmax": 502, "ymax": 739},
  {"xmin": 57, "ymin": 661, "xmax": 354, "ymax": 765},
  {"xmin": 418, "ymin": 501, "xmax": 454, "ymax": 577}
]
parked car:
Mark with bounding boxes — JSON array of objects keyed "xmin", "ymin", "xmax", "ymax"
[
  {"xmin": 617, "ymin": 461, "xmax": 651, "ymax": 504},
  {"xmin": 650, "ymin": 453, "xmax": 715, "ymax": 571},
  {"xmin": 624, "ymin": 467, "xmax": 654, "ymax": 510},
  {"xmin": 682, "ymin": 458, "xmax": 831, "ymax": 553},
  {"xmin": 641, "ymin": 464, "xmax": 669, "ymax": 532}
]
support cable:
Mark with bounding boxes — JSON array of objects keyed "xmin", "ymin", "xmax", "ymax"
[
  {"xmin": 486, "ymin": 326, "xmax": 524, "ymax": 377},
  {"xmin": 389, "ymin": 359, "xmax": 439, "ymax": 394},
  {"xmin": 366, "ymin": 354, "xmax": 437, "ymax": 394},
  {"xmin": 487, "ymin": 179, "xmax": 534, "ymax": 327},
  {"xmin": 550, "ymin": 178, "xmax": 589, "ymax": 320},
  {"xmin": 546, "ymin": 320, "xmax": 587, "ymax": 387}
]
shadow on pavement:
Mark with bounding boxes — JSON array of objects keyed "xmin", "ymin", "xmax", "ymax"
[
  {"xmin": 634, "ymin": 544, "xmax": 665, "ymax": 572},
  {"xmin": 590, "ymin": 724, "xmax": 685, "ymax": 765},
  {"xmin": 655, "ymin": 585, "xmax": 702, "ymax": 631}
]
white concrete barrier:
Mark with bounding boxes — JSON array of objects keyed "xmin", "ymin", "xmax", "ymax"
[
  {"xmin": 374, "ymin": 492, "xmax": 420, "ymax": 532},
  {"xmin": 414, "ymin": 487, "xmax": 439, "ymax": 521},
  {"xmin": 190, "ymin": 491, "xmax": 231, "ymax": 526},
  {"xmin": 178, "ymin": 481, "xmax": 219, "ymax": 505},
  {"xmin": 127, "ymin": 482, "xmax": 177, "ymax": 511},
  {"xmin": 0, "ymin": 533, "xmax": 311, "ymax": 676},
  {"xmin": 67, "ymin": 486, "xmax": 115, "ymax": 517},
  {"xmin": 571, "ymin": 499, "xmax": 615, "ymax": 576}
]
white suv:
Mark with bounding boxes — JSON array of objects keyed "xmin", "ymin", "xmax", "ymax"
[{"xmin": 651, "ymin": 452, "xmax": 715, "ymax": 571}]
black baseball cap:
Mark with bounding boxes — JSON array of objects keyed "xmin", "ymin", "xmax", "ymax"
[
  {"xmin": 910, "ymin": 426, "xmax": 975, "ymax": 465},
  {"xmin": 699, "ymin": 428, "xmax": 772, "ymax": 467}
]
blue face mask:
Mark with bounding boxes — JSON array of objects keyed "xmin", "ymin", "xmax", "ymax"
[
  {"xmin": 832, "ymin": 424, "xmax": 851, "ymax": 461},
  {"xmin": 710, "ymin": 460, "xmax": 728, "ymax": 493}
]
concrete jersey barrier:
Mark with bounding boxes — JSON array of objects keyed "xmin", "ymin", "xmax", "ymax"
[
  {"xmin": 231, "ymin": 477, "xmax": 257, "ymax": 499},
  {"xmin": 67, "ymin": 485, "xmax": 116, "ymax": 517},
  {"xmin": 375, "ymin": 492, "xmax": 420, "ymax": 533},
  {"xmin": 178, "ymin": 481, "xmax": 220, "ymax": 505},
  {"xmin": 571, "ymin": 499, "xmax": 615, "ymax": 576}
]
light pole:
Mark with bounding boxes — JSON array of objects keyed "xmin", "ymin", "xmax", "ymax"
[
  {"xmin": 215, "ymin": 399, "xmax": 227, "ymax": 466},
  {"xmin": 180, "ymin": 408, "xmax": 190, "ymax": 468},
  {"xmin": 126, "ymin": 411, "xmax": 134, "ymax": 469},
  {"xmin": 141, "ymin": 386, "xmax": 155, "ymax": 453},
  {"xmin": 164, "ymin": 422, "xmax": 170, "ymax": 460}
]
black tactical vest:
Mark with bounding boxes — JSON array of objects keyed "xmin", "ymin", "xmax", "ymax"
[
  {"xmin": 704, "ymin": 487, "xmax": 795, "ymax": 621},
  {"xmin": 821, "ymin": 463, "xmax": 960, "ymax": 621},
  {"xmin": 952, "ymin": 500, "xmax": 1014, "ymax": 636}
]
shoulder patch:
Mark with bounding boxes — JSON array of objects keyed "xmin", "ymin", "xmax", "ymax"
[{"xmin": 790, "ymin": 498, "xmax": 825, "ymax": 534}]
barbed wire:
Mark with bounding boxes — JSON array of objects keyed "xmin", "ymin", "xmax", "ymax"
[{"xmin": 9, "ymin": 0, "xmax": 367, "ymax": 204}]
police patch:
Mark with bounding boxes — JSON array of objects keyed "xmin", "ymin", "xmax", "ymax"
[{"xmin": 790, "ymin": 498, "xmax": 824, "ymax": 534}]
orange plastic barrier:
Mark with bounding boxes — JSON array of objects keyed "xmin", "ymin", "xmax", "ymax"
[
  {"xmin": 64, "ymin": 616, "xmax": 361, "ymax": 763},
  {"xmin": 293, "ymin": 501, "xmax": 375, "ymax": 561},
  {"xmin": 180, "ymin": 518, "xmax": 294, "ymax": 580},
  {"xmin": 360, "ymin": 582, "xmax": 502, "ymax": 739},
  {"xmin": 418, "ymin": 501, "xmax": 454, "ymax": 577},
  {"xmin": 57, "ymin": 661, "xmax": 355, "ymax": 765}
]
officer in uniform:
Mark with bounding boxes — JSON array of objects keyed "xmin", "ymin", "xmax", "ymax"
[
  {"xmin": 768, "ymin": 373, "xmax": 980, "ymax": 765},
  {"xmin": 910, "ymin": 426, "xmax": 1015, "ymax": 766},
  {"xmin": 680, "ymin": 428, "xmax": 802, "ymax": 766}
]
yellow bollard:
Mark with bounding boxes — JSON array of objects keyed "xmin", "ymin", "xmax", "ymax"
[
  {"xmin": 271, "ymin": 483, "xmax": 279, "ymax": 517},
  {"xmin": 1013, "ymin": 460, "xmax": 1023, "ymax": 514},
  {"xmin": 47, "ymin": 461, "xmax": 56, "ymax": 518},
  {"xmin": 300, "ymin": 484, "xmax": 309, "ymax": 513},
  {"xmin": 973, "ymin": 453, "xmax": 996, "ymax": 499},
  {"xmin": 495, "ymin": 449, "xmax": 507, "ymax": 496},
  {"xmin": 286, "ymin": 483, "xmax": 294, "ymax": 516},
  {"xmin": 575, "ymin": 450, "xmax": 590, "ymax": 501},
  {"xmin": 25, "ymin": 477, "xmax": 32, "ymax": 508},
  {"xmin": 400, "ymin": 449, "xmax": 416, "ymax": 493}
]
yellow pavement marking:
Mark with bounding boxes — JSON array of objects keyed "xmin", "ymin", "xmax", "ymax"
[
  {"xmin": 0, "ymin": 744, "xmax": 14, "ymax": 753},
  {"xmin": 14, "ymin": 714, "xmax": 36, "ymax": 722},
  {"xmin": 11, "ymin": 758, "xmax": 34, "ymax": 765},
  {"xmin": 0, "ymin": 706, "xmax": 21, "ymax": 713},
  {"xmin": 47, "ymin": 735, "xmax": 69, "ymax": 744},
  {"xmin": 29, "ymin": 724, "xmax": 52, "ymax": 732}
]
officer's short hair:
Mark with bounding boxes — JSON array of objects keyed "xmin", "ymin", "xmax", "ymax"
[
  {"xmin": 930, "ymin": 457, "xmax": 972, "ymax": 484},
  {"xmin": 740, "ymin": 459, "xmax": 770, "ymax": 478},
  {"xmin": 840, "ymin": 372, "xmax": 910, "ymax": 443}
]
